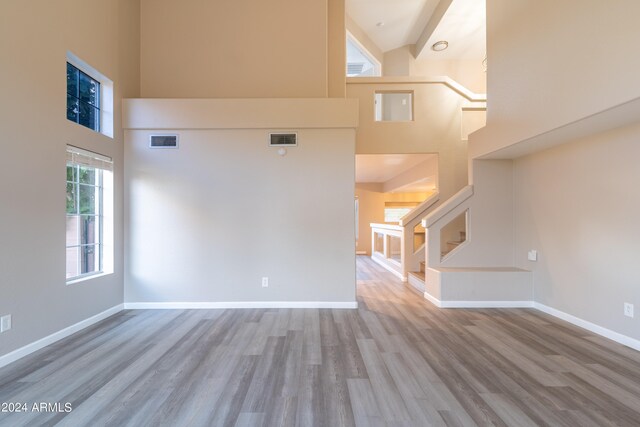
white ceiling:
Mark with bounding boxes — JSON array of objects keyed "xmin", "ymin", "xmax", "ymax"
[
  {"xmin": 347, "ymin": 0, "xmax": 485, "ymax": 59},
  {"xmin": 346, "ymin": 0, "xmax": 440, "ymax": 53},
  {"xmin": 356, "ymin": 154, "xmax": 437, "ymax": 193},
  {"xmin": 419, "ymin": 0, "xmax": 486, "ymax": 60}
]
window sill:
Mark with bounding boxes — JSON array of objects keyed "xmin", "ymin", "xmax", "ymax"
[{"xmin": 66, "ymin": 271, "xmax": 113, "ymax": 286}]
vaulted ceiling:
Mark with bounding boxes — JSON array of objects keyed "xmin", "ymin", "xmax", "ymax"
[{"xmin": 347, "ymin": 0, "xmax": 485, "ymax": 60}]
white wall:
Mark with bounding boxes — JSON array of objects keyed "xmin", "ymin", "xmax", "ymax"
[
  {"xmin": 514, "ymin": 123, "xmax": 640, "ymax": 341},
  {"xmin": 123, "ymin": 100, "xmax": 357, "ymax": 305},
  {"xmin": 0, "ymin": 0, "xmax": 139, "ymax": 357}
]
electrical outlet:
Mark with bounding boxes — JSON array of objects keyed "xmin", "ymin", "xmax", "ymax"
[
  {"xmin": 527, "ymin": 250, "xmax": 538, "ymax": 261},
  {"xmin": 624, "ymin": 303, "xmax": 634, "ymax": 318},
  {"xmin": 262, "ymin": 277, "xmax": 269, "ymax": 288},
  {"xmin": 0, "ymin": 315, "xmax": 11, "ymax": 333}
]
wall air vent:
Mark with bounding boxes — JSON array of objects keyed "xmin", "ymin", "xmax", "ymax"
[
  {"xmin": 269, "ymin": 133, "xmax": 297, "ymax": 147},
  {"xmin": 149, "ymin": 134, "xmax": 179, "ymax": 149}
]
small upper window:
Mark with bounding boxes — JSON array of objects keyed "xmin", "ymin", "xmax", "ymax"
[
  {"xmin": 346, "ymin": 33, "xmax": 381, "ymax": 77},
  {"xmin": 65, "ymin": 52, "xmax": 114, "ymax": 138},
  {"xmin": 67, "ymin": 63, "xmax": 100, "ymax": 132}
]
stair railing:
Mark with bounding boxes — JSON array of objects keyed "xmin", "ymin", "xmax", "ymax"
[
  {"xmin": 370, "ymin": 192, "xmax": 440, "ymax": 281},
  {"xmin": 422, "ymin": 186, "xmax": 474, "ymax": 268},
  {"xmin": 398, "ymin": 192, "xmax": 439, "ymax": 280}
]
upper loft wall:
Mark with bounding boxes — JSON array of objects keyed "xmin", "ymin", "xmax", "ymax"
[
  {"xmin": 486, "ymin": 0, "xmax": 640, "ymax": 145},
  {"xmin": 383, "ymin": 45, "xmax": 486, "ymax": 93},
  {"xmin": 140, "ymin": 0, "xmax": 331, "ymax": 98}
]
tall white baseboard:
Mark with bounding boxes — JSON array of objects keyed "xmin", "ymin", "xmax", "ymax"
[
  {"xmin": 0, "ymin": 304, "xmax": 124, "ymax": 369},
  {"xmin": 422, "ymin": 293, "xmax": 639, "ymax": 352},
  {"xmin": 124, "ymin": 301, "xmax": 358, "ymax": 309},
  {"xmin": 533, "ymin": 302, "xmax": 640, "ymax": 352},
  {"xmin": 423, "ymin": 291, "xmax": 443, "ymax": 307},
  {"xmin": 422, "ymin": 292, "xmax": 533, "ymax": 309}
]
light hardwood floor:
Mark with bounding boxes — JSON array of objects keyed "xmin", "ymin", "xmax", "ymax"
[{"xmin": 1, "ymin": 256, "xmax": 640, "ymax": 426}]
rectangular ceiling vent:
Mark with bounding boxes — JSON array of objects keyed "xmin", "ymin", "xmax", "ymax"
[
  {"xmin": 269, "ymin": 133, "xmax": 297, "ymax": 147},
  {"xmin": 149, "ymin": 134, "xmax": 179, "ymax": 149}
]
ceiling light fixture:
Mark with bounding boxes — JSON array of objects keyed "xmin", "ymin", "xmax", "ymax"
[
  {"xmin": 431, "ymin": 40, "xmax": 448, "ymax": 52},
  {"xmin": 376, "ymin": 22, "xmax": 385, "ymax": 27}
]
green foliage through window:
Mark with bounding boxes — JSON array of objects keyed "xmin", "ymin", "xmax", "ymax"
[{"xmin": 66, "ymin": 163, "xmax": 103, "ymax": 279}]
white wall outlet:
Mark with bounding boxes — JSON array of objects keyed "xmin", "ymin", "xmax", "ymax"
[
  {"xmin": 624, "ymin": 303, "xmax": 634, "ymax": 318},
  {"xmin": 0, "ymin": 315, "xmax": 11, "ymax": 333},
  {"xmin": 527, "ymin": 250, "xmax": 538, "ymax": 261},
  {"xmin": 262, "ymin": 277, "xmax": 269, "ymax": 288}
]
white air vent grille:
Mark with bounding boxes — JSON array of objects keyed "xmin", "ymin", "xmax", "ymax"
[
  {"xmin": 149, "ymin": 135, "xmax": 178, "ymax": 148},
  {"xmin": 269, "ymin": 133, "xmax": 297, "ymax": 147}
]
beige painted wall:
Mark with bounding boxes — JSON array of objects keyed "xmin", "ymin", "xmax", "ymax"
[
  {"xmin": 486, "ymin": 0, "xmax": 640, "ymax": 147},
  {"xmin": 412, "ymin": 59, "xmax": 486, "ymax": 94},
  {"xmin": 328, "ymin": 0, "xmax": 346, "ymax": 98},
  {"xmin": 455, "ymin": 0, "xmax": 640, "ymax": 342},
  {"xmin": 383, "ymin": 156, "xmax": 438, "ymax": 193},
  {"xmin": 514, "ymin": 123, "xmax": 640, "ymax": 341},
  {"xmin": 434, "ymin": 159, "xmax": 514, "ymax": 268},
  {"xmin": 383, "ymin": 45, "xmax": 486, "ymax": 93},
  {"xmin": 125, "ymin": 128, "xmax": 356, "ymax": 303},
  {"xmin": 0, "ymin": 0, "xmax": 139, "ymax": 357},
  {"xmin": 383, "ymin": 46, "xmax": 413, "ymax": 77},
  {"xmin": 140, "ymin": 0, "xmax": 329, "ymax": 98},
  {"xmin": 347, "ymin": 81, "xmax": 468, "ymax": 200}
]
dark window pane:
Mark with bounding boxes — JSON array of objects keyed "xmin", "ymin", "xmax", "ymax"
[
  {"xmin": 79, "ymin": 166, "xmax": 95, "ymax": 185},
  {"xmin": 67, "ymin": 95, "xmax": 79, "ymax": 122},
  {"xmin": 66, "ymin": 165, "xmax": 76, "ymax": 182},
  {"xmin": 67, "ymin": 63, "xmax": 78, "ymax": 97},
  {"xmin": 79, "ymin": 184, "xmax": 97, "ymax": 215},
  {"xmin": 81, "ymin": 215, "xmax": 98, "ymax": 245},
  {"xmin": 79, "ymin": 72, "xmax": 99, "ymax": 107},
  {"xmin": 78, "ymin": 102, "xmax": 99, "ymax": 131},
  {"xmin": 66, "ymin": 183, "xmax": 77, "ymax": 214},
  {"xmin": 80, "ymin": 245, "xmax": 99, "ymax": 275}
]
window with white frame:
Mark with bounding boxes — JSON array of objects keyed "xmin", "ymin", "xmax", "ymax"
[
  {"xmin": 67, "ymin": 62, "xmax": 101, "ymax": 132},
  {"xmin": 384, "ymin": 202, "xmax": 418, "ymax": 223},
  {"xmin": 346, "ymin": 33, "xmax": 381, "ymax": 77},
  {"xmin": 66, "ymin": 146, "xmax": 114, "ymax": 281},
  {"xmin": 66, "ymin": 52, "xmax": 114, "ymax": 138}
]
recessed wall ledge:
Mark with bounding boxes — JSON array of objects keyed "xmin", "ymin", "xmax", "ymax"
[
  {"xmin": 122, "ymin": 98, "xmax": 359, "ymax": 130},
  {"xmin": 469, "ymin": 95, "xmax": 640, "ymax": 160}
]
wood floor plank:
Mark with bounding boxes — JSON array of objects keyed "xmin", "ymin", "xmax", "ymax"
[
  {"xmin": 356, "ymin": 338, "xmax": 412, "ymax": 423},
  {"xmin": 1, "ymin": 255, "xmax": 639, "ymax": 426}
]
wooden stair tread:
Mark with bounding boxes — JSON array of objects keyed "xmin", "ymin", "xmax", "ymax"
[{"xmin": 408, "ymin": 270, "xmax": 425, "ymax": 281}]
